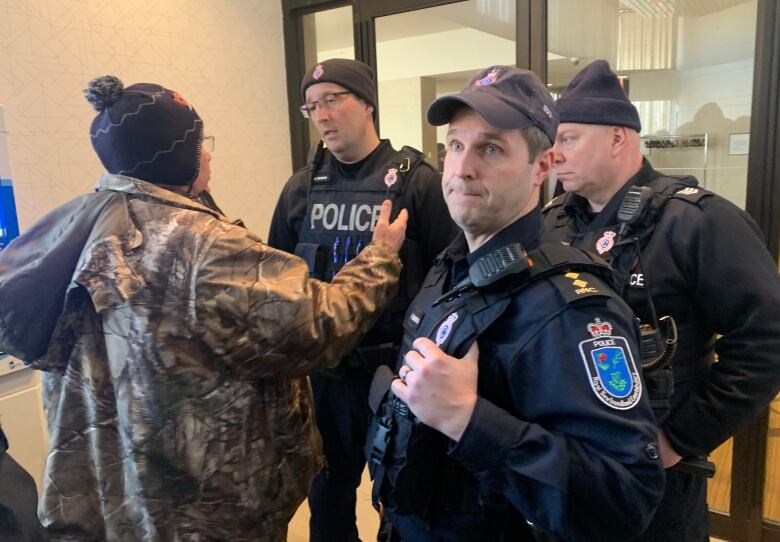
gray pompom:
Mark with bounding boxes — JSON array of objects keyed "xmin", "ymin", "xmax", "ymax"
[{"xmin": 84, "ymin": 75, "xmax": 124, "ymax": 112}]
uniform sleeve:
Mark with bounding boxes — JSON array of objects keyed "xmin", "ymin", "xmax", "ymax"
[
  {"xmin": 664, "ymin": 199, "xmax": 780, "ymax": 456},
  {"xmin": 194, "ymin": 225, "xmax": 401, "ymax": 379},
  {"xmin": 404, "ymin": 164, "xmax": 459, "ymax": 264},
  {"xmin": 267, "ymin": 174, "xmax": 308, "ymax": 253},
  {"xmin": 449, "ymin": 298, "xmax": 665, "ymax": 542}
]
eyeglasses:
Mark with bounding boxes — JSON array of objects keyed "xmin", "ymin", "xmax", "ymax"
[
  {"xmin": 203, "ymin": 135, "xmax": 215, "ymax": 152},
  {"xmin": 299, "ymin": 91, "xmax": 352, "ymax": 119}
]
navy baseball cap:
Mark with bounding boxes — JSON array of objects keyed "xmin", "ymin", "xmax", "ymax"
[{"xmin": 427, "ymin": 66, "xmax": 558, "ymax": 142}]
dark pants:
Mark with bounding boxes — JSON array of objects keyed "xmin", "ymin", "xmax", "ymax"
[
  {"xmin": 634, "ymin": 469, "xmax": 709, "ymax": 542},
  {"xmin": 308, "ymin": 368, "xmax": 372, "ymax": 542},
  {"xmin": 387, "ymin": 507, "xmax": 535, "ymax": 542},
  {"xmin": 0, "ymin": 429, "xmax": 48, "ymax": 542}
]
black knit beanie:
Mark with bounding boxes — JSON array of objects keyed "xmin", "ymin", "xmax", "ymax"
[
  {"xmin": 300, "ymin": 59, "xmax": 377, "ymax": 110},
  {"xmin": 85, "ymin": 75, "xmax": 204, "ymax": 186},
  {"xmin": 555, "ymin": 60, "xmax": 641, "ymax": 132}
]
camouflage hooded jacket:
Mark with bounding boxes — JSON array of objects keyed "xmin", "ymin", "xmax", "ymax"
[{"xmin": 0, "ymin": 175, "xmax": 401, "ymax": 541}]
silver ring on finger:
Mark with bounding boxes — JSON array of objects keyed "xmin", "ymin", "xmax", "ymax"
[{"xmin": 399, "ymin": 364, "xmax": 413, "ymax": 384}]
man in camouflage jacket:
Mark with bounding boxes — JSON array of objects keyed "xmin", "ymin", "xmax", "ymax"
[{"xmin": 0, "ymin": 76, "xmax": 407, "ymax": 541}]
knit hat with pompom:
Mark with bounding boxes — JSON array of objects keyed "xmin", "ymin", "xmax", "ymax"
[{"xmin": 85, "ymin": 75, "xmax": 204, "ymax": 186}]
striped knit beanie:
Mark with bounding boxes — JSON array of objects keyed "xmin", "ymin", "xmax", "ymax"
[{"xmin": 85, "ymin": 75, "xmax": 204, "ymax": 186}]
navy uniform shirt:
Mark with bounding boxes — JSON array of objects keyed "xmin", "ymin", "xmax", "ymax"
[
  {"xmin": 403, "ymin": 208, "xmax": 664, "ymax": 541},
  {"xmin": 542, "ymin": 159, "xmax": 780, "ymax": 457}
]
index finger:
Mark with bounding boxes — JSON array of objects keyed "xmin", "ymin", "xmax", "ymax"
[
  {"xmin": 412, "ymin": 337, "xmax": 439, "ymax": 358},
  {"xmin": 375, "ymin": 199, "xmax": 393, "ymax": 226}
]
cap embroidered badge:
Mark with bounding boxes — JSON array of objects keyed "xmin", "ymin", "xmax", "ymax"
[
  {"xmin": 475, "ymin": 68, "xmax": 500, "ymax": 87},
  {"xmin": 313, "ymin": 63, "xmax": 324, "ymax": 80}
]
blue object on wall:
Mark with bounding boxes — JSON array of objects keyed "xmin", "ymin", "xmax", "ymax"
[{"xmin": 0, "ymin": 178, "xmax": 19, "ymax": 249}]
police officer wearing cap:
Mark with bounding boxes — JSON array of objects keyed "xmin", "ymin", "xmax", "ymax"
[
  {"xmin": 542, "ymin": 59, "xmax": 780, "ymax": 541},
  {"xmin": 269, "ymin": 58, "xmax": 457, "ymax": 542},
  {"xmin": 365, "ymin": 66, "xmax": 665, "ymax": 542}
]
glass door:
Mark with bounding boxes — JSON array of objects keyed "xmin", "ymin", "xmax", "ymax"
[{"xmin": 373, "ymin": 0, "xmax": 517, "ymax": 169}]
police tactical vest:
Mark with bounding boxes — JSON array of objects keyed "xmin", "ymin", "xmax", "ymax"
[
  {"xmin": 543, "ymin": 175, "xmax": 708, "ymax": 296},
  {"xmin": 294, "ymin": 145, "xmax": 425, "ymax": 283},
  {"xmin": 543, "ymin": 175, "xmax": 713, "ymax": 419},
  {"xmin": 365, "ymin": 242, "xmax": 613, "ymax": 521}
]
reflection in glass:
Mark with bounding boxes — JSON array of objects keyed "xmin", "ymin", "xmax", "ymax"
[
  {"xmin": 764, "ymin": 392, "xmax": 780, "ymax": 521},
  {"xmin": 548, "ymin": 0, "xmax": 757, "ymax": 209},
  {"xmin": 708, "ymin": 437, "xmax": 733, "ymax": 514},
  {"xmin": 373, "ymin": 0, "xmax": 517, "ymax": 170}
]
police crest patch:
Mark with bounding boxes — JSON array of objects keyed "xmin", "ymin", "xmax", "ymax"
[
  {"xmin": 312, "ymin": 63, "xmax": 324, "ymax": 79},
  {"xmin": 595, "ymin": 230, "xmax": 616, "ymax": 255},
  {"xmin": 384, "ymin": 167, "xmax": 399, "ymax": 188},
  {"xmin": 579, "ymin": 318, "xmax": 642, "ymax": 410},
  {"xmin": 435, "ymin": 312, "xmax": 459, "ymax": 347}
]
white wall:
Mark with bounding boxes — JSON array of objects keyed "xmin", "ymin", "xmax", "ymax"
[
  {"xmin": 0, "ymin": 0, "xmax": 291, "ymax": 236},
  {"xmin": 677, "ymin": 1, "xmax": 757, "ymax": 70}
]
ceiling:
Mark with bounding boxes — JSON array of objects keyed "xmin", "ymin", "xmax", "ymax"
[
  {"xmin": 310, "ymin": 0, "xmax": 753, "ymax": 88},
  {"xmin": 620, "ymin": 0, "xmax": 750, "ymax": 16}
]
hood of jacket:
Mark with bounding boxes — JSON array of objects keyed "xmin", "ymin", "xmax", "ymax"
[{"xmin": 0, "ymin": 174, "xmax": 224, "ymax": 362}]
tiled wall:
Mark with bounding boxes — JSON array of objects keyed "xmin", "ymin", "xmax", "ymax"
[{"xmin": 0, "ymin": 0, "xmax": 292, "ymax": 236}]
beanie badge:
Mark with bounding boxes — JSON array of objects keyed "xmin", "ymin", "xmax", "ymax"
[
  {"xmin": 543, "ymin": 104, "xmax": 553, "ymax": 118},
  {"xmin": 384, "ymin": 167, "xmax": 399, "ymax": 188},
  {"xmin": 475, "ymin": 68, "xmax": 500, "ymax": 87},
  {"xmin": 170, "ymin": 91, "xmax": 191, "ymax": 109},
  {"xmin": 313, "ymin": 64, "xmax": 324, "ymax": 80}
]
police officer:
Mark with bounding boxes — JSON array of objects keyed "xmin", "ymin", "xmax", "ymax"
[
  {"xmin": 367, "ymin": 66, "xmax": 665, "ymax": 542},
  {"xmin": 268, "ymin": 58, "xmax": 457, "ymax": 542},
  {"xmin": 543, "ymin": 59, "xmax": 780, "ymax": 541}
]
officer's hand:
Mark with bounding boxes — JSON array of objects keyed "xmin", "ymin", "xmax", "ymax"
[
  {"xmin": 371, "ymin": 200, "xmax": 408, "ymax": 253},
  {"xmin": 392, "ymin": 337, "xmax": 479, "ymax": 442},
  {"xmin": 657, "ymin": 428, "xmax": 683, "ymax": 468}
]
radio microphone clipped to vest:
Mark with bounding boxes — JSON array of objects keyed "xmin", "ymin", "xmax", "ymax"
[{"xmin": 433, "ymin": 244, "xmax": 531, "ymax": 306}]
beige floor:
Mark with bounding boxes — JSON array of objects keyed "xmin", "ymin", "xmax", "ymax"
[{"xmin": 288, "ymin": 468, "xmax": 379, "ymax": 542}]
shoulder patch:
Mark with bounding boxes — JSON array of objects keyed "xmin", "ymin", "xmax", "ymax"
[
  {"xmin": 579, "ymin": 318, "xmax": 642, "ymax": 410},
  {"xmin": 549, "ymin": 271, "xmax": 610, "ymax": 304}
]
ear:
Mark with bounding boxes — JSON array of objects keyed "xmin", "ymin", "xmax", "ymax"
[
  {"xmin": 531, "ymin": 148, "xmax": 554, "ymax": 188},
  {"xmin": 365, "ymin": 102, "xmax": 375, "ymax": 119},
  {"xmin": 610, "ymin": 126, "xmax": 631, "ymax": 157}
]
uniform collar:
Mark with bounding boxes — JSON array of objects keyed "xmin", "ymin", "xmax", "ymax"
[
  {"xmin": 329, "ymin": 139, "xmax": 395, "ymax": 180},
  {"xmin": 441, "ymin": 207, "xmax": 543, "ymax": 266},
  {"xmin": 563, "ymin": 158, "xmax": 658, "ymax": 230}
]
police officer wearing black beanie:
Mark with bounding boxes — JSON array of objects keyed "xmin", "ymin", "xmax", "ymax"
[
  {"xmin": 268, "ymin": 58, "xmax": 458, "ymax": 542},
  {"xmin": 543, "ymin": 59, "xmax": 780, "ymax": 541}
]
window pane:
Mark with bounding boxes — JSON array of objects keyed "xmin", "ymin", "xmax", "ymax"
[
  {"xmin": 375, "ymin": 0, "xmax": 517, "ymax": 170},
  {"xmin": 764, "ymin": 392, "xmax": 780, "ymax": 521},
  {"xmin": 548, "ymin": 0, "xmax": 757, "ymax": 209},
  {"xmin": 708, "ymin": 438, "xmax": 733, "ymax": 514}
]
